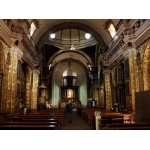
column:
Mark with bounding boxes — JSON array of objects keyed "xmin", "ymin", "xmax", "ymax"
[
  {"xmin": 31, "ymin": 69, "xmax": 40, "ymax": 111},
  {"xmin": 94, "ymin": 111, "xmax": 101, "ymax": 130},
  {"xmin": 25, "ymin": 67, "xmax": 32, "ymax": 112},
  {"xmin": 129, "ymin": 48, "xmax": 138, "ymax": 111},
  {"xmin": 9, "ymin": 46, "xmax": 23, "ymax": 113},
  {"xmin": 103, "ymin": 69, "xmax": 112, "ymax": 111}
]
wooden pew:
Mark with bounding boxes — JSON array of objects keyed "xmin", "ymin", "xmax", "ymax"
[
  {"xmin": 11, "ymin": 116, "xmax": 62, "ymax": 126},
  {"xmin": 105, "ymin": 123, "xmax": 150, "ymax": 130},
  {"xmin": 0, "ymin": 121, "xmax": 60, "ymax": 129},
  {"xmin": 11, "ymin": 118, "xmax": 61, "ymax": 127},
  {"xmin": 0, "ymin": 124, "xmax": 56, "ymax": 130},
  {"xmin": 15, "ymin": 113, "xmax": 64, "ymax": 125},
  {"xmin": 113, "ymin": 126, "xmax": 150, "ymax": 130}
]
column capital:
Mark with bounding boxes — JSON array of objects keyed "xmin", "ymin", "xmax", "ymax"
[
  {"xmin": 32, "ymin": 69, "xmax": 40, "ymax": 74},
  {"xmin": 128, "ymin": 48, "xmax": 137, "ymax": 55},
  {"xmin": 103, "ymin": 69, "xmax": 110, "ymax": 74},
  {"xmin": 10, "ymin": 46, "xmax": 23, "ymax": 59}
]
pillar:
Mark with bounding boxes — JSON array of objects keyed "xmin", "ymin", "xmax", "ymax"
[
  {"xmin": 129, "ymin": 48, "xmax": 138, "ymax": 111},
  {"xmin": 31, "ymin": 69, "xmax": 40, "ymax": 111},
  {"xmin": 103, "ymin": 69, "xmax": 112, "ymax": 111},
  {"xmin": 8, "ymin": 46, "xmax": 23, "ymax": 113},
  {"xmin": 25, "ymin": 67, "xmax": 32, "ymax": 112},
  {"xmin": 95, "ymin": 111, "xmax": 101, "ymax": 130}
]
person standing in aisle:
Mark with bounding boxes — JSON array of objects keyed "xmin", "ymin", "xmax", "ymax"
[{"xmin": 66, "ymin": 100, "xmax": 73, "ymax": 123}]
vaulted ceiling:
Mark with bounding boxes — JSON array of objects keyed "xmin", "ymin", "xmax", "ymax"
[
  {"xmin": 28, "ymin": 19, "xmax": 120, "ymax": 47},
  {"xmin": 27, "ymin": 19, "xmax": 121, "ymax": 70}
]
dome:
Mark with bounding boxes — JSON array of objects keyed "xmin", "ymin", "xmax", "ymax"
[
  {"xmin": 63, "ymin": 68, "xmax": 77, "ymax": 77},
  {"xmin": 47, "ymin": 29, "xmax": 96, "ymax": 50}
]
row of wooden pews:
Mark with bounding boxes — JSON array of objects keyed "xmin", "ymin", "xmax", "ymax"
[
  {"xmin": 105, "ymin": 122, "xmax": 150, "ymax": 130},
  {"xmin": 0, "ymin": 108, "xmax": 65, "ymax": 130},
  {"xmin": 81, "ymin": 108, "xmax": 132, "ymax": 129}
]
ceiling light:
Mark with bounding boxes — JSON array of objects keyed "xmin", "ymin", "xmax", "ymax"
[
  {"xmin": 50, "ymin": 33, "xmax": 56, "ymax": 39},
  {"xmin": 70, "ymin": 45, "xmax": 75, "ymax": 50},
  {"xmin": 85, "ymin": 33, "xmax": 91, "ymax": 39}
]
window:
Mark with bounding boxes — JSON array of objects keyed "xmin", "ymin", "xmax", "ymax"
[
  {"xmin": 30, "ymin": 22, "xmax": 36, "ymax": 36},
  {"xmin": 105, "ymin": 19, "xmax": 116, "ymax": 38},
  {"xmin": 108, "ymin": 23, "xmax": 116, "ymax": 38}
]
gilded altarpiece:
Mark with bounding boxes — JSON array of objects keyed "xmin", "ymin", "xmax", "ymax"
[{"xmin": 104, "ymin": 70, "xmax": 112, "ymax": 110}]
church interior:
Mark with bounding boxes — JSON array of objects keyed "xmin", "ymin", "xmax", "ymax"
[{"xmin": 0, "ymin": 19, "xmax": 150, "ymax": 130}]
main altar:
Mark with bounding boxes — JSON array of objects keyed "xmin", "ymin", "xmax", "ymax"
[{"xmin": 59, "ymin": 66, "xmax": 80, "ymax": 108}]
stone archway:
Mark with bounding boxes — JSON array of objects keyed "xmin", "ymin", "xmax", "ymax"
[{"xmin": 143, "ymin": 40, "xmax": 150, "ymax": 91}]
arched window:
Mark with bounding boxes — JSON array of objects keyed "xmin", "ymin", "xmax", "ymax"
[
  {"xmin": 30, "ymin": 22, "xmax": 36, "ymax": 36},
  {"xmin": 105, "ymin": 19, "xmax": 116, "ymax": 38},
  {"xmin": 29, "ymin": 19, "xmax": 39, "ymax": 37}
]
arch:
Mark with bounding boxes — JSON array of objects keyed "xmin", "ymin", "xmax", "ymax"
[
  {"xmin": 143, "ymin": 40, "xmax": 150, "ymax": 90},
  {"xmin": 47, "ymin": 49, "xmax": 94, "ymax": 68},
  {"xmin": 37, "ymin": 22, "xmax": 107, "ymax": 51}
]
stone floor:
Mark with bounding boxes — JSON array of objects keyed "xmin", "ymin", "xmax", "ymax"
[{"xmin": 61, "ymin": 109, "xmax": 93, "ymax": 130}]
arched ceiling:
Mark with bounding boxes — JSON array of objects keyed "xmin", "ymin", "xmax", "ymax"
[
  {"xmin": 47, "ymin": 50, "xmax": 94, "ymax": 68},
  {"xmin": 27, "ymin": 19, "xmax": 121, "ymax": 70},
  {"xmin": 28, "ymin": 19, "xmax": 120, "ymax": 47}
]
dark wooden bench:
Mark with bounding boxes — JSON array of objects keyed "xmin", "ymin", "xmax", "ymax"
[
  {"xmin": 11, "ymin": 116, "xmax": 62, "ymax": 125},
  {"xmin": 11, "ymin": 117, "xmax": 61, "ymax": 127},
  {"xmin": 105, "ymin": 123, "xmax": 150, "ymax": 130},
  {"xmin": 112, "ymin": 126, "xmax": 150, "ymax": 130},
  {"xmin": 92, "ymin": 115, "xmax": 124, "ymax": 129},
  {"xmin": 13, "ymin": 114, "xmax": 64, "ymax": 125},
  {"xmin": 0, "ymin": 124, "xmax": 56, "ymax": 130},
  {"xmin": 0, "ymin": 121, "xmax": 60, "ymax": 129}
]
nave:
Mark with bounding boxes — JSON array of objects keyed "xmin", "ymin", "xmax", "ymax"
[
  {"xmin": 1, "ymin": 107, "xmax": 150, "ymax": 130},
  {"xmin": 62, "ymin": 109, "xmax": 93, "ymax": 130}
]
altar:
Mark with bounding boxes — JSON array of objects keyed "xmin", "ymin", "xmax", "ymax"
[
  {"xmin": 59, "ymin": 99, "xmax": 80, "ymax": 108},
  {"xmin": 59, "ymin": 66, "xmax": 80, "ymax": 108}
]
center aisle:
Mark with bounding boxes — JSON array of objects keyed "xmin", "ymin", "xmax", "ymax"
[{"xmin": 61, "ymin": 109, "xmax": 93, "ymax": 130}]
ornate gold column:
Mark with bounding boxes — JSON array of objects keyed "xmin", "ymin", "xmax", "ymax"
[
  {"xmin": 31, "ymin": 70, "xmax": 39, "ymax": 111},
  {"xmin": 143, "ymin": 42, "xmax": 150, "ymax": 91},
  {"xmin": 25, "ymin": 67, "xmax": 32, "ymax": 112},
  {"xmin": 9, "ymin": 47, "xmax": 23, "ymax": 113},
  {"xmin": 103, "ymin": 69, "xmax": 112, "ymax": 111},
  {"xmin": 129, "ymin": 48, "xmax": 138, "ymax": 111},
  {"xmin": 0, "ymin": 40, "xmax": 10, "ymax": 113}
]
